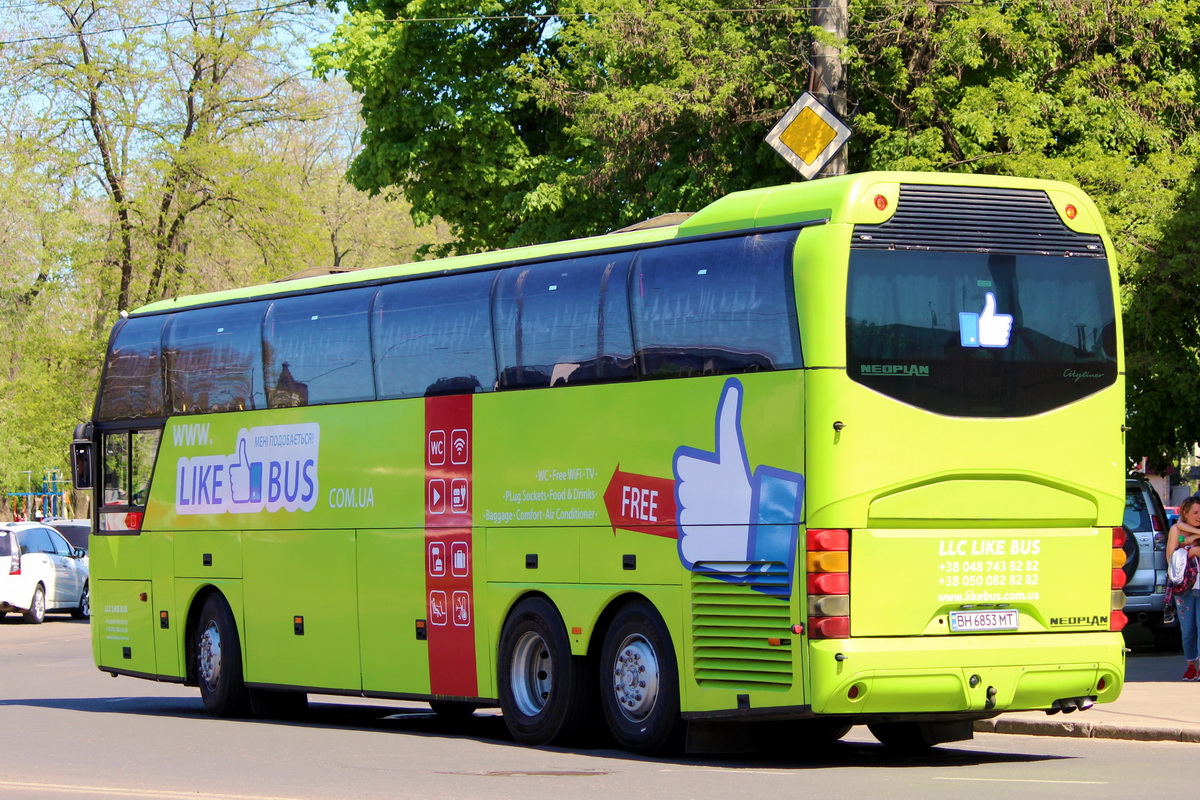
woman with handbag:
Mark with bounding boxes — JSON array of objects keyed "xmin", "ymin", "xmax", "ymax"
[{"xmin": 1166, "ymin": 497, "xmax": 1200, "ymax": 680}]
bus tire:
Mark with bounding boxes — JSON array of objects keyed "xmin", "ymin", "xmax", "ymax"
[
  {"xmin": 497, "ymin": 596, "xmax": 591, "ymax": 746},
  {"xmin": 869, "ymin": 720, "xmax": 971, "ymax": 752},
  {"xmin": 195, "ymin": 593, "xmax": 251, "ymax": 718},
  {"xmin": 23, "ymin": 584, "xmax": 45, "ymax": 624},
  {"xmin": 599, "ymin": 600, "xmax": 682, "ymax": 755}
]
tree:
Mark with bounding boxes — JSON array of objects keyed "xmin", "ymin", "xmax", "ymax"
[
  {"xmin": 317, "ymin": 0, "xmax": 1200, "ymax": 466},
  {"xmin": 0, "ymin": 3, "xmax": 455, "ymax": 512}
]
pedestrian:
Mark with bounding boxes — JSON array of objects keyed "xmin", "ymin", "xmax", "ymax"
[{"xmin": 1166, "ymin": 497, "xmax": 1200, "ymax": 680}]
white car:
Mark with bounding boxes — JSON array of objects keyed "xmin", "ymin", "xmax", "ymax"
[{"xmin": 0, "ymin": 522, "xmax": 90, "ymax": 624}]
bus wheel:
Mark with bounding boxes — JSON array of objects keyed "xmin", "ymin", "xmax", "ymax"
[
  {"xmin": 868, "ymin": 721, "xmax": 972, "ymax": 752},
  {"xmin": 600, "ymin": 600, "xmax": 681, "ymax": 754},
  {"xmin": 195, "ymin": 593, "xmax": 251, "ymax": 718},
  {"xmin": 497, "ymin": 597, "xmax": 591, "ymax": 746}
]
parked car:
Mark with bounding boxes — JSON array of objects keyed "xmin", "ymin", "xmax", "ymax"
[
  {"xmin": 46, "ymin": 519, "xmax": 91, "ymax": 565},
  {"xmin": 0, "ymin": 522, "xmax": 89, "ymax": 624},
  {"xmin": 1122, "ymin": 476, "xmax": 1177, "ymax": 648}
]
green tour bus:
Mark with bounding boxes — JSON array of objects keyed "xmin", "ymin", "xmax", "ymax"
[{"xmin": 70, "ymin": 171, "xmax": 1127, "ymax": 754}]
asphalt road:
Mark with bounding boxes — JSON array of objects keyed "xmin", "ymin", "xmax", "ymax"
[{"xmin": 0, "ymin": 614, "xmax": 1190, "ymax": 800}]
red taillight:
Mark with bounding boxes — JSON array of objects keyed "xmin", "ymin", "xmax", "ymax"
[
  {"xmin": 810, "ymin": 616, "xmax": 850, "ymax": 638},
  {"xmin": 1111, "ymin": 569, "xmax": 1127, "ymax": 589},
  {"xmin": 1151, "ymin": 515, "xmax": 1163, "ymax": 532},
  {"xmin": 807, "ymin": 529, "xmax": 850, "ymax": 550},
  {"xmin": 807, "ymin": 572, "xmax": 850, "ymax": 594},
  {"xmin": 1109, "ymin": 610, "xmax": 1127, "ymax": 632},
  {"xmin": 8, "ymin": 553, "xmax": 19, "ymax": 576},
  {"xmin": 1111, "ymin": 527, "xmax": 1125, "ymax": 548},
  {"xmin": 807, "ymin": 528, "xmax": 850, "ymax": 639}
]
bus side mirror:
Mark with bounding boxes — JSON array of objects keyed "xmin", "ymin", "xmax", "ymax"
[{"xmin": 71, "ymin": 440, "xmax": 93, "ymax": 490}]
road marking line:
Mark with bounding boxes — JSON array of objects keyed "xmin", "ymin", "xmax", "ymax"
[
  {"xmin": 933, "ymin": 777, "xmax": 1107, "ymax": 785},
  {"xmin": 0, "ymin": 781, "xmax": 309, "ymax": 799}
]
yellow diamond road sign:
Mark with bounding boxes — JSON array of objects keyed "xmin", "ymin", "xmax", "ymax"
[{"xmin": 766, "ymin": 92, "xmax": 851, "ymax": 179}]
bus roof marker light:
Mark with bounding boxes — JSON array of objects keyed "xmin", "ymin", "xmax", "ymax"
[{"xmin": 873, "ymin": 195, "xmax": 888, "ymax": 211}]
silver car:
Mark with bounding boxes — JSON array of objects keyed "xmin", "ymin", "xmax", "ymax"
[
  {"xmin": 0, "ymin": 522, "xmax": 90, "ymax": 624},
  {"xmin": 1122, "ymin": 476, "xmax": 1175, "ymax": 648}
]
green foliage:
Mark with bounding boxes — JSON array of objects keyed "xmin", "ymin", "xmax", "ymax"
[{"xmin": 318, "ymin": 0, "xmax": 1200, "ymax": 468}]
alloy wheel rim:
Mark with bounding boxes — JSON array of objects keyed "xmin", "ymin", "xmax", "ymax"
[
  {"xmin": 510, "ymin": 630, "xmax": 553, "ymax": 717},
  {"xmin": 611, "ymin": 633, "xmax": 660, "ymax": 723},
  {"xmin": 198, "ymin": 620, "xmax": 223, "ymax": 689}
]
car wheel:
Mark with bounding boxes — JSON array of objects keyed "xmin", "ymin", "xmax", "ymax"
[
  {"xmin": 194, "ymin": 593, "xmax": 251, "ymax": 717},
  {"xmin": 22, "ymin": 585, "xmax": 46, "ymax": 624},
  {"xmin": 599, "ymin": 600, "xmax": 682, "ymax": 755},
  {"xmin": 71, "ymin": 583, "xmax": 90, "ymax": 620},
  {"xmin": 497, "ymin": 596, "xmax": 594, "ymax": 746}
]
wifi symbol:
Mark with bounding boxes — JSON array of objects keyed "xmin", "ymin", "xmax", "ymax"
[{"xmin": 451, "ymin": 429, "xmax": 469, "ymax": 465}]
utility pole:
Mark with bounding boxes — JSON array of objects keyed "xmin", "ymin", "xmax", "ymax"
[{"xmin": 811, "ymin": 0, "xmax": 848, "ymax": 176}]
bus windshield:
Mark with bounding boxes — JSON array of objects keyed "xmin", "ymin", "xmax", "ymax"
[{"xmin": 846, "ymin": 249, "xmax": 1117, "ymax": 417}]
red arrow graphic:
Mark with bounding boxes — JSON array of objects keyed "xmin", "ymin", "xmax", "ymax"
[{"xmin": 603, "ymin": 466, "xmax": 678, "ymax": 539}]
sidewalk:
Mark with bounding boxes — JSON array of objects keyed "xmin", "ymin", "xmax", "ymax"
[{"xmin": 973, "ymin": 646, "xmax": 1200, "ymax": 743}]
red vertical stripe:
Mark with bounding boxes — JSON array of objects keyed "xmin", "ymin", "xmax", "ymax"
[{"xmin": 424, "ymin": 394, "xmax": 477, "ymax": 696}]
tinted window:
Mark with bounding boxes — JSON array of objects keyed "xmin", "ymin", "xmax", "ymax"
[
  {"xmin": 0, "ymin": 533, "xmax": 10, "ymax": 558},
  {"xmin": 51, "ymin": 524, "xmax": 90, "ymax": 552},
  {"xmin": 1124, "ymin": 487, "xmax": 1152, "ymax": 532},
  {"xmin": 263, "ymin": 288, "xmax": 376, "ymax": 407},
  {"xmin": 373, "ymin": 272, "xmax": 497, "ymax": 397},
  {"xmin": 17, "ymin": 527, "xmax": 54, "ymax": 555},
  {"xmin": 164, "ymin": 302, "xmax": 267, "ymax": 414},
  {"xmin": 46, "ymin": 528, "xmax": 71, "ymax": 556},
  {"xmin": 132, "ymin": 430, "xmax": 161, "ymax": 506},
  {"xmin": 494, "ymin": 254, "xmax": 635, "ymax": 389},
  {"xmin": 630, "ymin": 232, "xmax": 801, "ymax": 379},
  {"xmin": 846, "ymin": 251, "xmax": 1117, "ymax": 417},
  {"xmin": 98, "ymin": 316, "xmax": 167, "ymax": 421},
  {"xmin": 102, "ymin": 432, "xmax": 129, "ymax": 506}
]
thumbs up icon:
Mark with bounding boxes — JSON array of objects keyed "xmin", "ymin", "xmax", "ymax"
[
  {"xmin": 228, "ymin": 436, "xmax": 263, "ymax": 504},
  {"xmin": 673, "ymin": 378, "xmax": 804, "ymax": 577},
  {"xmin": 959, "ymin": 292, "xmax": 1013, "ymax": 348}
]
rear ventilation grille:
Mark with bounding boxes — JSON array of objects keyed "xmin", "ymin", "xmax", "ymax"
[
  {"xmin": 852, "ymin": 184, "xmax": 1105, "ymax": 257},
  {"xmin": 690, "ymin": 568, "xmax": 794, "ymax": 690}
]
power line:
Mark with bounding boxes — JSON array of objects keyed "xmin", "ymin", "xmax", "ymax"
[{"xmin": 0, "ymin": 0, "xmax": 314, "ymax": 47}]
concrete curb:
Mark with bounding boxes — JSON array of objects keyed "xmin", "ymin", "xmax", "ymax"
[{"xmin": 974, "ymin": 716, "xmax": 1200, "ymax": 743}]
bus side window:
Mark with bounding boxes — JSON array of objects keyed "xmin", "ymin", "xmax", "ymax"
[
  {"xmin": 164, "ymin": 302, "xmax": 268, "ymax": 414},
  {"xmin": 131, "ymin": 429, "xmax": 161, "ymax": 506},
  {"xmin": 263, "ymin": 287, "xmax": 376, "ymax": 408},
  {"xmin": 102, "ymin": 432, "xmax": 129, "ymax": 506},
  {"xmin": 630, "ymin": 232, "xmax": 802, "ymax": 379},
  {"xmin": 493, "ymin": 254, "xmax": 635, "ymax": 390},
  {"xmin": 97, "ymin": 316, "xmax": 167, "ymax": 421},
  {"xmin": 373, "ymin": 272, "xmax": 498, "ymax": 399}
]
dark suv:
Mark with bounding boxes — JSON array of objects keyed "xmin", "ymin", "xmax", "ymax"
[{"xmin": 1122, "ymin": 476, "xmax": 1176, "ymax": 647}]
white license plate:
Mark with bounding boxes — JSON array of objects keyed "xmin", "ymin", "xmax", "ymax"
[{"xmin": 948, "ymin": 609, "xmax": 1019, "ymax": 632}]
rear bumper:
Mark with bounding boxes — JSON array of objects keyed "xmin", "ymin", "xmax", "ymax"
[{"xmin": 810, "ymin": 632, "xmax": 1124, "ymax": 716}]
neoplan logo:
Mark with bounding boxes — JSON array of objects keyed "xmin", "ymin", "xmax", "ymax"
[
  {"xmin": 1049, "ymin": 615, "xmax": 1108, "ymax": 627},
  {"xmin": 860, "ymin": 364, "xmax": 930, "ymax": 377}
]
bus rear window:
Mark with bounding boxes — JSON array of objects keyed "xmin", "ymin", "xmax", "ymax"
[{"xmin": 846, "ymin": 250, "xmax": 1117, "ymax": 417}]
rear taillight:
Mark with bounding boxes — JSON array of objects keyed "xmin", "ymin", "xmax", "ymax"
[
  {"xmin": 9, "ymin": 552, "xmax": 19, "ymax": 576},
  {"xmin": 807, "ymin": 529, "xmax": 849, "ymax": 639},
  {"xmin": 1110, "ymin": 527, "xmax": 1126, "ymax": 631},
  {"xmin": 1154, "ymin": 531, "xmax": 1166, "ymax": 551}
]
